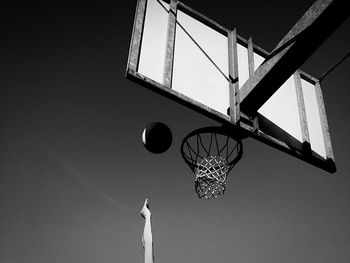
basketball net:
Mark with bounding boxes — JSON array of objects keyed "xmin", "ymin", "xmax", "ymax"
[{"xmin": 181, "ymin": 127, "xmax": 243, "ymax": 199}]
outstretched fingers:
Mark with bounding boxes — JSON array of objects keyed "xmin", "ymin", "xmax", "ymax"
[{"xmin": 140, "ymin": 198, "xmax": 151, "ymax": 218}]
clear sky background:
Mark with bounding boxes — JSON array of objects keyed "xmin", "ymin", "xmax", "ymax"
[{"xmin": 1, "ymin": 1, "xmax": 350, "ymax": 263}]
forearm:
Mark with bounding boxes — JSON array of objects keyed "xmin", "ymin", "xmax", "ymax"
[
  {"xmin": 142, "ymin": 216, "xmax": 153, "ymax": 245},
  {"xmin": 144, "ymin": 243, "xmax": 153, "ymax": 263},
  {"xmin": 142, "ymin": 216, "xmax": 154, "ymax": 263}
]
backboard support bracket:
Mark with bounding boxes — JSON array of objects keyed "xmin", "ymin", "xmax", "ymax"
[{"xmin": 239, "ymin": 0, "xmax": 349, "ymax": 116}]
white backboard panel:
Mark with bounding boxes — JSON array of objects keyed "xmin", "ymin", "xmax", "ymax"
[
  {"xmin": 172, "ymin": 9, "xmax": 229, "ymax": 115},
  {"xmin": 302, "ymin": 79, "xmax": 327, "ymax": 158},
  {"xmin": 138, "ymin": 0, "xmax": 169, "ymax": 83},
  {"xmin": 258, "ymin": 76, "xmax": 303, "ymax": 143},
  {"xmin": 237, "ymin": 43, "xmax": 249, "ymax": 88}
]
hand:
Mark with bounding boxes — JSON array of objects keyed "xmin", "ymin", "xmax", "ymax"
[{"xmin": 140, "ymin": 198, "xmax": 151, "ymax": 218}]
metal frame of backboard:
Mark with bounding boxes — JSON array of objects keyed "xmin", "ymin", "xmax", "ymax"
[{"xmin": 126, "ymin": 0, "xmax": 337, "ymax": 173}]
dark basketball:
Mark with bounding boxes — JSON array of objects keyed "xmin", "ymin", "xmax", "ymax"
[{"xmin": 142, "ymin": 122, "xmax": 173, "ymax": 154}]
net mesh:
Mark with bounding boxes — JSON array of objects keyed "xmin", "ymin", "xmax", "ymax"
[
  {"xmin": 181, "ymin": 127, "xmax": 243, "ymax": 199},
  {"xmin": 195, "ymin": 156, "xmax": 229, "ymax": 198}
]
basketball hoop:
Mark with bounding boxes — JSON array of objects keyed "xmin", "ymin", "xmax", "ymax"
[{"xmin": 181, "ymin": 126, "xmax": 243, "ymax": 199}]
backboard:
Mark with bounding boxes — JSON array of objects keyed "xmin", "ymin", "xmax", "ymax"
[{"xmin": 126, "ymin": 0, "xmax": 336, "ymax": 173}]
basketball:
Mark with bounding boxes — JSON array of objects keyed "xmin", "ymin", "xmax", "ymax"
[{"xmin": 142, "ymin": 122, "xmax": 173, "ymax": 154}]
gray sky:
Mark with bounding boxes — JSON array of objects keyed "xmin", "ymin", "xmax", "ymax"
[{"xmin": 1, "ymin": 1, "xmax": 350, "ymax": 263}]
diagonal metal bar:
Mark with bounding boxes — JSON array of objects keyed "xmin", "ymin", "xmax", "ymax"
[
  {"xmin": 239, "ymin": 0, "xmax": 349, "ymax": 116},
  {"xmin": 175, "ymin": 21, "xmax": 230, "ymax": 82}
]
